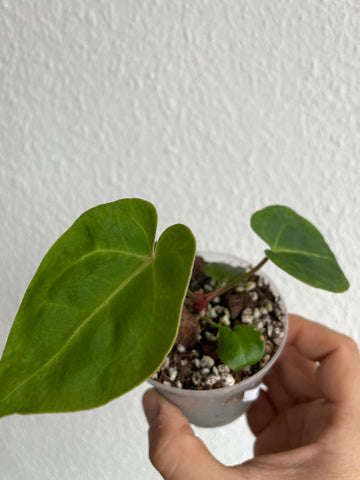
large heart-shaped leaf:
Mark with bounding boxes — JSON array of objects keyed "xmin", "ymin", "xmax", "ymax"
[
  {"xmin": 0, "ymin": 199, "xmax": 196, "ymax": 417},
  {"xmin": 217, "ymin": 325, "xmax": 265, "ymax": 371},
  {"xmin": 251, "ymin": 206, "xmax": 349, "ymax": 292}
]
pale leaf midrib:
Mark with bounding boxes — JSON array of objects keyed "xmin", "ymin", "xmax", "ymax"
[
  {"xmin": 272, "ymin": 225, "xmax": 286, "ymax": 250},
  {"xmin": 43, "ymin": 248, "xmax": 149, "ymax": 301},
  {"xmin": 0, "ymin": 257, "xmax": 153, "ymax": 407},
  {"xmin": 270, "ymin": 248, "xmax": 333, "ymax": 261},
  {"xmin": 78, "ymin": 248, "xmax": 149, "ymax": 262}
]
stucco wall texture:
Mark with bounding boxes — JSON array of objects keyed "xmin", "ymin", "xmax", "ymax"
[{"xmin": 0, "ymin": 1, "xmax": 359, "ymax": 478}]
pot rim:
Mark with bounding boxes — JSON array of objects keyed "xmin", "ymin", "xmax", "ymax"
[{"xmin": 148, "ymin": 251, "xmax": 289, "ymax": 396}]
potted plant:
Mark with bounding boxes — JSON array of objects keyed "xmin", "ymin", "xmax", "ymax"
[{"xmin": 0, "ymin": 199, "xmax": 349, "ymax": 427}]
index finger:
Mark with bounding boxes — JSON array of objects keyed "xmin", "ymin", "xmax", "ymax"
[{"xmin": 285, "ymin": 315, "xmax": 360, "ymax": 405}]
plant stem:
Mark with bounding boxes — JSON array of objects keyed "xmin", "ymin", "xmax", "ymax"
[
  {"xmin": 205, "ymin": 256, "xmax": 269, "ymax": 302},
  {"xmin": 186, "ymin": 288, "xmax": 200, "ymax": 301},
  {"xmin": 202, "ymin": 314, "xmax": 220, "ymax": 329},
  {"xmin": 189, "ymin": 256, "xmax": 269, "ymax": 313}
]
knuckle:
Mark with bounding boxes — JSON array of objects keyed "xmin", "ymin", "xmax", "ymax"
[
  {"xmin": 149, "ymin": 437, "xmax": 177, "ymax": 476},
  {"xmin": 340, "ymin": 335, "xmax": 359, "ymax": 357},
  {"xmin": 149, "ymin": 442, "xmax": 167, "ymax": 470},
  {"xmin": 148, "ymin": 422, "xmax": 196, "ymax": 474}
]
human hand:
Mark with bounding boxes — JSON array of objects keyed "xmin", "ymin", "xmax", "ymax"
[{"xmin": 143, "ymin": 314, "xmax": 360, "ymax": 479}]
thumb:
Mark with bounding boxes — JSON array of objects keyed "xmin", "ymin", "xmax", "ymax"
[{"xmin": 142, "ymin": 389, "xmax": 236, "ymax": 480}]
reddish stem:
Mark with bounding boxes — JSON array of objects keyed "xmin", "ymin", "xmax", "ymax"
[{"xmin": 190, "ymin": 257, "xmax": 269, "ymax": 313}]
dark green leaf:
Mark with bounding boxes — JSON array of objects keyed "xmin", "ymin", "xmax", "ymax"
[
  {"xmin": 251, "ymin": 206, "xmax": 349, "ymax": 292},
  {"xmin": 0, "ymin": 199, "xmax": 196, "ymax": 417},
  {"xmin": 204, "ymin": 262, "xmax": 246, "ymax": 288},
  {"xmin": 217, "ymin": 325, "xmax": 265, "ymax": 370}
]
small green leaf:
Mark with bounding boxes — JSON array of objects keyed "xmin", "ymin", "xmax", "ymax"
[
  {"xmin": 217, "ymin": 325, "xmax": 265, "ymax": 371},
  {"xmin": 0, "ymin": 199, "xmax": 196, "ymax": 417},
  {"xmin": 251, "ymin": 206, "xmax": 349, "ymax": 292},
  {"xmin": 204, "ymin": 262, "xmax": 246, "ymax": 288}
]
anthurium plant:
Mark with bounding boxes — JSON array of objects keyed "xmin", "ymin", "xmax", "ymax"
[{"xmin": 0, "ymin": 199, "xmax": 349, "ymax": 418}]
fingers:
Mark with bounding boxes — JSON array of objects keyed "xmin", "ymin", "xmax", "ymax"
[
  {"xmin": 142, "ymin": 389, "xmax": 231, "ymax": 480},
  {"xmin": 247, "ymin": 389, "xmax": 276, "ymax": 437},
  {"xmin": 263, "ymin": 345, "xmax": 322, "ymax": 412},
  {"xmin": 248, "ymin": 314, "xmax": 360, "ymax": 437},
  {"xmin": 286, "ymin": 314, "xmax": 360, "ymax": 405}
]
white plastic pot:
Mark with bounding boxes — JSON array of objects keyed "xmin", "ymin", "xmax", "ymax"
[{"xmin": 148, "ymin": 252, "xmax": 288, "ymax": 428}]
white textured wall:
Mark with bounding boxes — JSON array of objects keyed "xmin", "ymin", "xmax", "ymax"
[{"xmin": 1, "ymin": 1, "xmax": 359, "ymax": 478}]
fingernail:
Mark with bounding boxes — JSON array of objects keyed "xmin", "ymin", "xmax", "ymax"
[{"xmin": 143, "ymin": 390, "xmax": 160, "ymax": 424}]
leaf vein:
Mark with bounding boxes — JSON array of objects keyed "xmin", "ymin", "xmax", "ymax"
[
  {"xmin": 271, "ymin": 249, "xmax": 333, "ymax": 260},
  {"xmin": 0, "ymin": 259, "xmax": 153, "ymax": 406}
]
